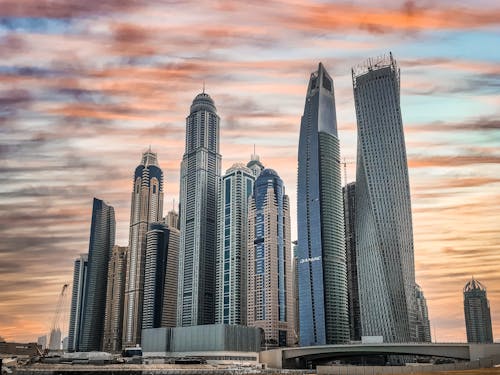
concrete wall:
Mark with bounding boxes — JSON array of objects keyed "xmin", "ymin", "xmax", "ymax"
[{"xmin": 317, "ymin": 359, "xmax": 495, "ymax": 375}]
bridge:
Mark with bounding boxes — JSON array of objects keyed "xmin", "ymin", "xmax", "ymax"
[{"xmin": 259, "ymin": 343, "xmax": 500, "ymax": 368}]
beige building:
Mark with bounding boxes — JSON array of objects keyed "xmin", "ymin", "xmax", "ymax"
[
  {"xmin": 162, "ymin": 211, "xmax": 180, "ymax": 327},
  {"xmin": 247, "ymin": 169, "xmax": 294, "ymax": 348},
  {"xmin": 103, "ymin": 245, "xmax": 127, "ymax": 352}
]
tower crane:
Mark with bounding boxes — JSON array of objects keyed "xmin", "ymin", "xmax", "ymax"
[{"xmin": 47, "ymin": 283, "xmax": 69, "ymax": 351}]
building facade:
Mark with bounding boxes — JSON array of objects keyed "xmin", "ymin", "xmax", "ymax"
[
  {"xmin": 79, "ymin": 198, "xmax": 115, "ymax": 351},
  {"xmin": 177, "ymin": 92, "xmax": 221, "ymax": 326},
  {"xmin": 415, "ymin": 284, "xmax": 432, "ymax": 343},
  {"xmin": 123, "ymin": 150, "xmax": 164, "ymax": 347},
  {"xmin": 103, "ymin": 245, "xmax": 128, "ymax": 352},
  {"xmin": 142, "ymin": 215, "xmax": 180, "ymax": 329},
  {"xmin": 68, "ymin": 254, "xmax": 88, "ymax": 352},
  {"xmin": 353, "ymin": 54, "xmax": 417, "ymax": 342},
  {"xmin": 247, "ymin": 169, "xmax": 294, "ymax": 348},
  {"xmin": 48, "ymin": 328, "xmax": 61, "ymax": 350},
  {"xmin": 216, "ymin": 163, "xmax": 255, "ymax": 325},
  {"xmin": 343, "ymin": 182, "xmax": 361, "ymax": 342},
  {"xmin": 297, "ymin": 63, "xmax": 349, "ymax": 346},
  {"xmin": 246, "ymin": 153, "xmax": 265, "ymax": 178},
  {"xmin": 464, "ymin": 278, "xmax": 493, "ymax": 343}
]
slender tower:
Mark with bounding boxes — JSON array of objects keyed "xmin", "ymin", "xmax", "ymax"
[
  {"xmin": 464, "ymin": 278, "xmax": 493, "ymax": 343},
  {"xmin": 79, "ymin": 198, "xmax": 115, "ymax": 351},
  {"xmin": 103, "ymin": 245, "xmax": 128, "ymax": 352},
  {"xmin": 123, "ymin": 150, "xmax": 164, "ymax": 347},
  {"xmin": 353, "ymin": 53, "xmax": 417, "ymax": 342},
  {"xmin": 415, "ymin": 284, "xmax": 431, "ymax": 343},
  {"xmin": 247, "ymin": 168, "xmax": 294, "ymax": 347},
  {"xmin": 215, "ymin": 163, "xmax": 255, "ymax": 325},
  {"xmin": 177, "ymin": 92, "xmax": 221, "ymax": 326},
  {"xmin": 68, "ymin": 254, "xmax": 88, "ymax": 352},
  {"xmin": 297, "ymin": 63, "xmax": 349, "ymax": 346}
]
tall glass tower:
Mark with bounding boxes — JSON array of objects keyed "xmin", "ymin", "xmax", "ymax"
[
  {"xmin": 215, "ymin": 163, "xmax": 254, "ymax": 325},
  {"xmin": 177, "ymin": 92, "xmax": 221, "ymax": 326},
  {"xmin": 353, "ymin": 53, "xmax": 417, "ymax": 342},
  {"xmin": 79, "ymin": 198, "xmax": 115, "ymax": 351},
  {"xmin": 464, "ymin": 278, "xmax": 493, "ymax": 343},
  {"xmin": 297, "ymin": 63, "xmax": 349, "ymax": 346},
  {"xmin": 247, "ymin": 169, "xmax": 294, "ymax": 347},
  {"xmin": 68, "ymin": 254, "xmax": 88, "ymax": 352},
  {"xmin": 123, "ymin": 150, "xmax": 164, "ymax": 347}
]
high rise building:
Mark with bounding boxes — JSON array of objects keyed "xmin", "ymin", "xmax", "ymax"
[
  {"xmin": 103, "ymin": 245, "xmax": 128, "ymax": 352},
  {"xmin": 48, "ymin": 328, "xmax": 61, "ymax": 350},
  {"xmin": 162, "ymin": 212, "xmax": 180, "ymax": 327},
  {"xmin": 247, "ymin": 169, "xmax": 294, "ymax": 348},
  {"xmin": 415, "ymin": 284, "xmax": 431, "ymax": 343},
  {"xmin": 142, "ymin": 215, "xmax": 180, "ymax": 329},
  {"xmin": 37, "ymin": 335, "xmax": 47, "ymax": 350},
  {"xmin": 215, "ymin": 163, "xmax": 255, "ymax": 325},
  {"xmin": 464, "ymin": 278, "xmax": 493, "ymax": 343},
  {"xmin": 177, "ymin": 92, "xmax": 221, "ymax": 326},
  {"xmin": 343, "ymin": 182, "xmax": 361, "ymax": 341},
  {"xmin": 79, "ymin": 198, "xmax": 115, "ymax": 351},
  {"xmin": 292, "ymin": 241, "xmax": 300, "ymax": 346},
  {"xmin": 68, "ymin": 254, "xmax": 88, "ymax": 352},
  {"xmin": 247, "ymin": 153, "xmax": 265, "ymax": 178},
  {"xmin": 297, "ymin": 62, "xmax": 349, "ymax": 346},
  {"xmin": 123, "ymin": 150, "xmax": 164, "ymax": 347},
  {"xmin": 353, "ymin": 53, "xmax": 417, "ymax": 342}
]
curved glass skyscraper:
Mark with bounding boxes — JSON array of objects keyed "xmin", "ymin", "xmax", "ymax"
[
  {"xmin": 177, "ymin": 92, "xmax": 221, "ymax": 326},
  {"xmin": 464, "ymin": 278, "xmax": 493, "ymax": 343},
  {"xmin": 353, "ymin": 54, "xmax": 417, "ymax": 342},
  {"xmin": 297, "ymin": 63, "xmax": 349, "ymax": 346}
]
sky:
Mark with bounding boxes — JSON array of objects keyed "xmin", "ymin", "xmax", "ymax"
[{"xmin": 0, "ymin": 0, "xmax": 499, "ymax": 344}]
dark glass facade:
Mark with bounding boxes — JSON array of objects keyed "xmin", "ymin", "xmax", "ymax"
[
  {"xmin": 68, "ymin": 254, "xmax": 87, "ymax": 352},
  {"xmin": 464, "ymin": 278, "xmax": 493, "ymax": 343},
  {"xmin": 79, "ymin": 198, "xmax": 115, "ymax": 351},
  {"xmin": 297, "ymin": 63, "xmax": 349, "ymax": 346}
]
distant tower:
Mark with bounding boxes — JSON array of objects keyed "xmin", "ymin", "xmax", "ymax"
[
  {"xmin": 415, "ymin": 284, "xmax": 432, "ymax": 343},
  {"xmin": 37, "ymin": 335, "xmax": 47, "ymax": 350},
  {"xmin": 103, "ymin": 245, "xmax": 128, "ymax": 352},
  {"xmin": 48, "ymin": 328, "xmax": 61, "ymax": 350},
  {"xmin": 123, "ymin": 149, "xmax": 164, "ymax": 347},
  {"xmin": 215, "ymin": 163, "xmax": 255, "ymax": 325},
  {"xmin": 353, "ymin": 54, "xmax": 417, "ymax": 342},
  {"xmin": 343, "ymin": 182, "xmax": 361, "ymax": 341},
  {"xmin": 464, "ymin": 278, "xmax": 493, "ymax": 343},
  {"xmin": 292, "ymin": 241, "xmax": 300, "ymax": 345},
  {"xmin": 177, "ymin": 92, "xmax": 221, "ymax": 326},
  {"xmin": 297, "ymin": 62, "xmax": 349, "ymax": 346},
  {"xmin": 142, "ymin": 217, "xmax": 180, "ymax": 329},
  {"xmin": 68, "ymin": 254, "xmax": 88, "ymax": 352},
  {"xmin": 79, "ymin": 198, "xmax": 115, "ymax": 351},
  {"xmin": 247, "ymin": 169, "xmax": 294, "ymax": 347}
]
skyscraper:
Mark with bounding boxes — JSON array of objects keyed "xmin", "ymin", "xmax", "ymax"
[
  {"xmin": 103, "ymin": 245, "xmax": 128, "ymax": 353},
  {"xmin": 343, "ymin": 182, "xmax": 361, "ymax": 342},
  {"xmin": 216, "ymin": 163, "xmax": 255, "ymax": 325},
  {"xmin": 247, "ymin": 169, "xmax": 294, "ymax": 348},
  {"xmin": 415, "ymin": 284, "xmax": 431, "ymax": 343},
  {"xmin": 123, "ymin": 150, "xmax": 164, "ymax": 347},
  {"xmin": 142, "ymin": 216, "xmax": 180, "ymax": 329},
  {"xmin": 48, "ymin": 328, "xmax": 61, "ymax": 350},
  {"xmin": 247, "ymin": 153, "xmax": 265, "ymax": 178},
  {"xmin": 464, "ymin": 278, "xmax": 493, "ymax": 343},
  {"xmin": 353, "ymin": 53, "xmax": 417, "ymax": 342},
  {"xmin": 297, "ymin": 62, "xmax": 349, "ymax": 346},
  {"xmin": 79, "ymin": 198, "xmax": 115, "ymax": 351},
  {"xmin": 177, "ymin": 92, "xmax": 221, "ymax": 326},
  {"xmin": 68, "ymin": 254, "xmax": 88, "ymax": 352}
]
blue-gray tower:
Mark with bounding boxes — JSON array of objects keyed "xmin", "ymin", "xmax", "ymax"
[
  {"xmin": 177, "ymin": 92, "xmax": 221, "ymax": 326},
  {"xmin": 79, "ymin": 198, "xmax": 115, "ymax": 351},
  {"xmin": 297, "ymin": 63, "xmax": 349, "ymax": 346}
]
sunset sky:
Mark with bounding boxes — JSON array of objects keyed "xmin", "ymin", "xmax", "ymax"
[{"xmin": 1, "ymin": 0, "xmax": 499, "ymax": 343}]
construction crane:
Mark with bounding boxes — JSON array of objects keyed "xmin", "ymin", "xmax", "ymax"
[
  {"xmin": 341, "ymin": 157, "xmax": 355, "ymax": 186},
  {"xmin": 48, "ymin": 283, "xmax": 69, "ymax": 351}
]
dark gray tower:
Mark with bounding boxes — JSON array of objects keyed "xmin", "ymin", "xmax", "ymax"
[
  {"xmin": 177, "ymin": 92, "xmax": 221, "ymax": 326},
  {"xmin": 297, "ymin": 63, "xmax": 349, "ymax": 346},
  {"xmin": 353, "ymin": 53, "xmax": 417, "ymax": 342},
  {"xmin": 343, "ymin": 182, "xmax": 361, "ymax": 342},
  {"xmin": 415, "ymin": 284, "xmax": 431, "ymax": 343},
  {"xmin": 79, "ymin": 198, "xmax": 115, "ymax": 351},
  {"xmin": 464, "ymin": 278, "xmax": 493, "ymax": 343}
]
